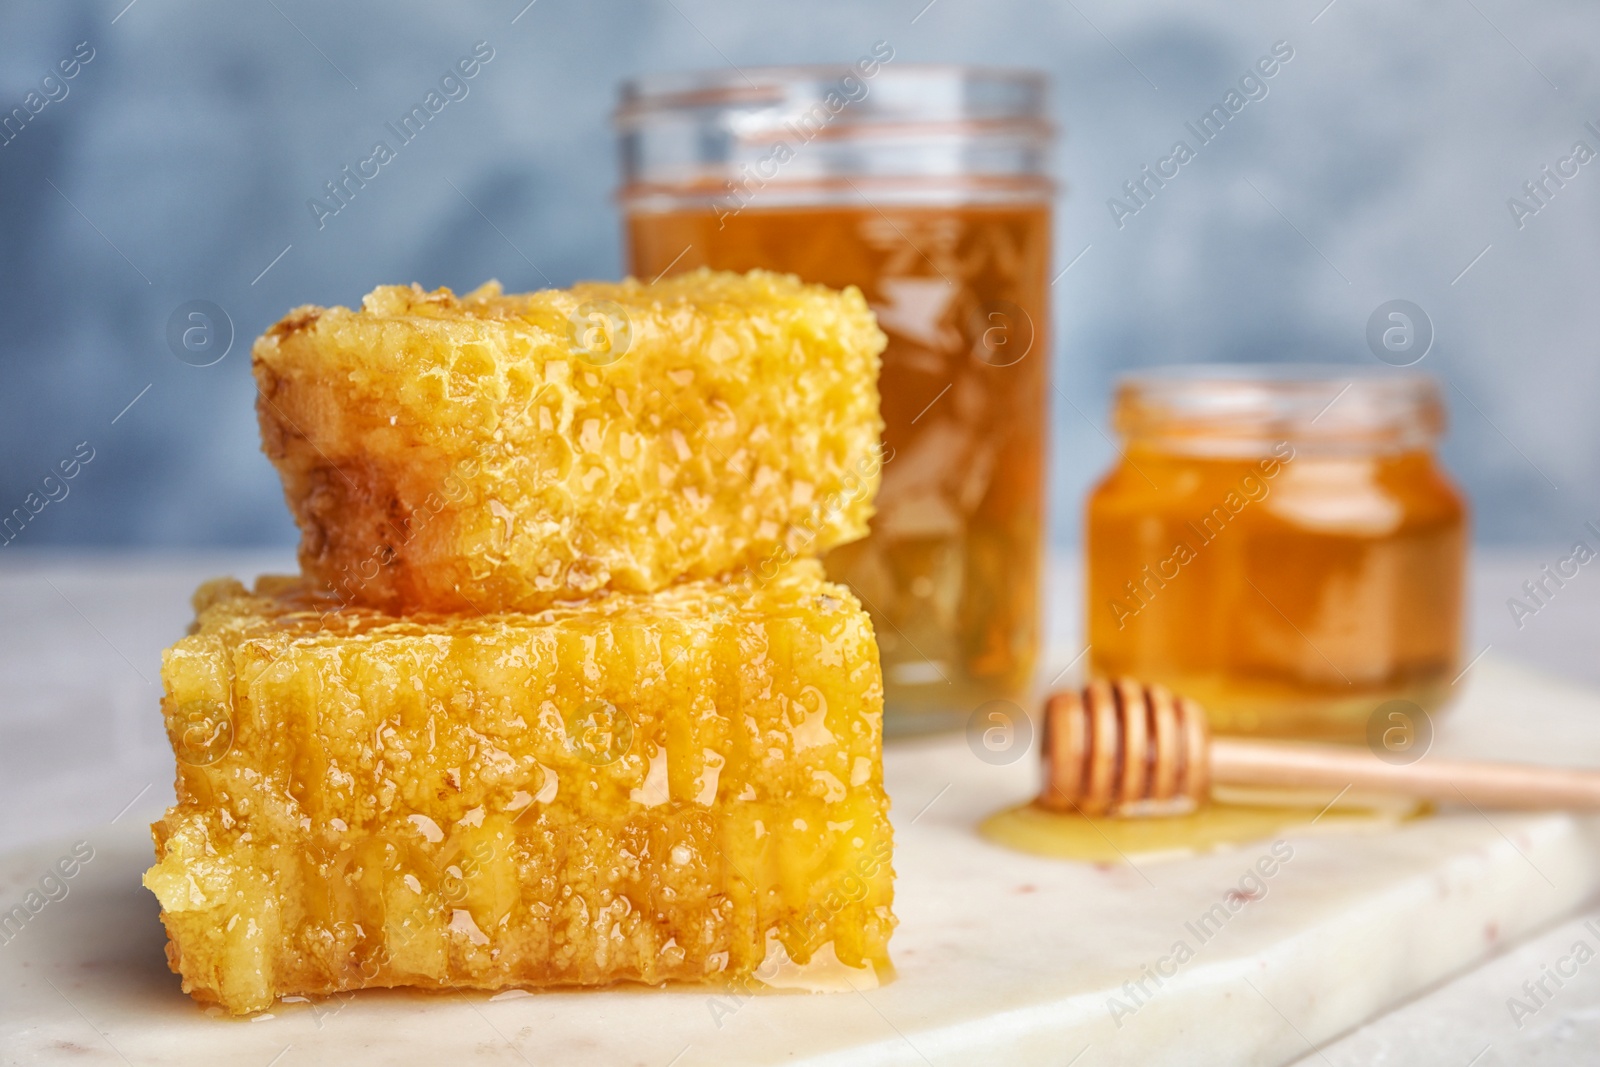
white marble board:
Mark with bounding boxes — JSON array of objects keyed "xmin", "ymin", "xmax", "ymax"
[{"xmin": 4, "ymin": 657, "xmax": 1600, "ymax": 1066}]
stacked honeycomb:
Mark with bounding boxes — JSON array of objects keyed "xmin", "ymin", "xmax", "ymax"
[
  {"xmin": 146, "ymin": 272, "xmax": 895, "ymax": 1014},
  {"xmin": 252, "ymin": 269, "xmax": 887, "ymax": 613}
]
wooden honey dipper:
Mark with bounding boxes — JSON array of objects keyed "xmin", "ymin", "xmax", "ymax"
[{"xmin": 1040, "ymin": 678, "xmax": 1600, "ymax": 816}]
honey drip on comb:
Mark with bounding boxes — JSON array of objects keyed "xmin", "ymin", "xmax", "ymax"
[{"xmin": 146, "ymin": 562, "xmax": 895, "ymax": 1014}]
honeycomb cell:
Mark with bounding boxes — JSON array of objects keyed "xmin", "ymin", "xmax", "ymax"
[
  {"xmin": 145, "ymin": 562, "xmax": 895, "ymax": 1014},
  {"xmin": 252, "ymin": 269, "xmax": 887, "ymax": 614}
]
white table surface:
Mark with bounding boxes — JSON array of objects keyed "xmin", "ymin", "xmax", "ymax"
[{"xmin": 1, "ymin": 548, "xmax": 1597, "ymax": 1066}]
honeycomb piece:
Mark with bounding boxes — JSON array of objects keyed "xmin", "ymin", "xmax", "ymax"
[
  {"xmin": 252, "ymin": 269, "xmax": 887, "ymax": 614},
  {"xmin": 144, "ymin": 561, "xmax": 895, "ymax": 1015}
]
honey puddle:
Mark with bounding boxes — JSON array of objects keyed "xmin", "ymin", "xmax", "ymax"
[{"xmin": 981, "ymin": 788, "xmax": 1430, "ymax": 864}]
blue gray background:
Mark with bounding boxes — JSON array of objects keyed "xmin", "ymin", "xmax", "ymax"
[{"xmin": 2, "ymin": 0, "xmax": 1596, "ymax": 551}]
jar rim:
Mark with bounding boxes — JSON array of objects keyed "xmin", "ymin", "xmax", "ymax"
[
  {"xmin": 615, "ymin": 63, "xmax": 1055, "ymax": 210},
  {"xmin": 1113, "ymin": 363, "xmax": 1446, "ymax": 454},
  {"xmin": 616, "ymin": 64, "xmax": 1050, "ymax": 125}
]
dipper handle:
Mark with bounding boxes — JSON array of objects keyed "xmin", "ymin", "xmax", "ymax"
[
  {"xmin": 1210, "ymin": 736, "xmax": 1600, "ymax": 810},
  {"xmin": 1040, "ymin": 678, "xmax": 1600, "ymax": 816}
]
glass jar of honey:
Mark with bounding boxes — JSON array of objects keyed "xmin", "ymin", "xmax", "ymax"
[
  {"xmin": 616, "ymin": 61, "xmax": 1054, "ymax": 733},
  {"xmin": 1086, "ymin": 366, "xmax": 1467, "ymax": 741}
]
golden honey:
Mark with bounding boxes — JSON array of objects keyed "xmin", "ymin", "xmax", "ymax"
[
  {"xmin": 1086, "ymin": 368, "xmax": 1466, "ymax": 741},
  {"xmin": 981, "ymin": 792, "xmax": 1427, "ymax": 863},
  {"xmin": 618, "ymin": 65, "xmax": 1054, "ymax": 731},
  {"xmin": 252, "ymin": 271, "xmax": 884, "ymax": 615},
  {"xmin": 146, "ymin": 561, "xmax": 895, "ymax": 1014}
]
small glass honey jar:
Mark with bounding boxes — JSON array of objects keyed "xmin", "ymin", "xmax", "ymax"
[{"xmin": 1085, "ymin": 366, "xmax": 1467, "ymax": 741}]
